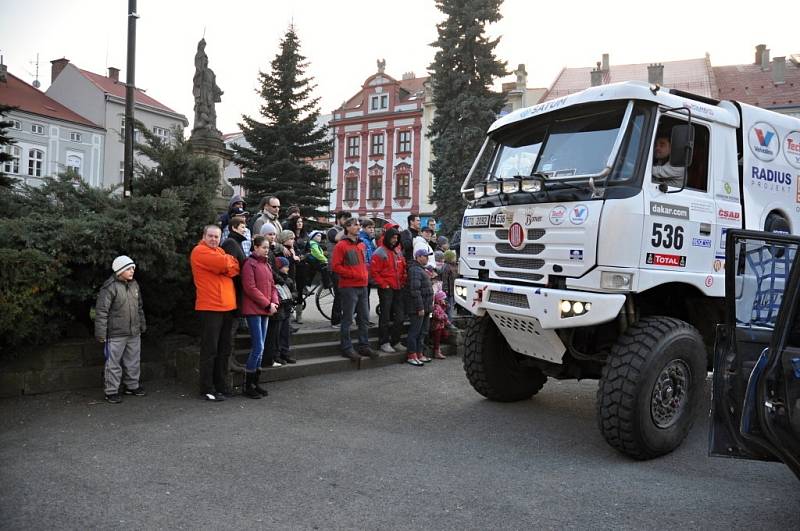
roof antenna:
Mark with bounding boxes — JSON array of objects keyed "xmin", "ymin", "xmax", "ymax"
[
  {"xmin": 29, "ymin": 53, "xmax": 41, "ymax": 88},
  {"xmin": 202, "ymin": 26, "xmax": 206, "ymax": 39}
]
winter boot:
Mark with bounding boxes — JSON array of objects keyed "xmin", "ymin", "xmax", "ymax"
[
  {"xmin": 254, "ymin": 369, "xmax": 269, "ymax": 396},
  {"xmin": 243, "ymin": 373, "xmax": 262, "ymax": 399}
]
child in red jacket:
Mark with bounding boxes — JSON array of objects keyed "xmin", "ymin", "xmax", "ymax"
[{"xmin": 430, "ymin": 290, "xmax": 451, "ymax": 359}]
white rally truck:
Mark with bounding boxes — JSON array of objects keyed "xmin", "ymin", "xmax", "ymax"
[{"xmin": 454, "ymin": 80, "xmax": 800, "ymax": 459}]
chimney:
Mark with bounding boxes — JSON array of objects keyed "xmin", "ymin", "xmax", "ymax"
[
  {"xmin": 647, "ymin": 63, "xmax": 664, "ymax": 85},
  {"xmin": 514, "ymin": 63, "xmax": 527, "ymax": 91},
  {"xmin": 590, "ymin": 64, "xmax": 603, "ymax": 87},
  {"xmin": 401, "ymin": 71, "xmax": 415, "ymax": 80},
  {"xmin": 601, "ymin": 53, "xmax": 610, "ymax": 72},
  {"xmin": 0, "ymin": 55, "xmax": 6, "ymax": 84},
  {"xmin": 772, "ymin": 56, "xmax": 786, "ymax": 84},
  {"xmin": 107, "ymin": 67, "xmax": 120, "ymax": 82},
  {"xmin": 761, "ymin": 47, "xmax": 771, "ymax": 70},
  {"xmin": 51, "ymin": 57, "xmax": 69, "ymax": 84},
  {"xmin": 755, "ymin": 44, "xmax": 766, "ymax": 64}
]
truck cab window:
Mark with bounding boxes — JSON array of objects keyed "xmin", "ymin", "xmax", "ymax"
[{"xmin": 651, "ymin": 118, "xmax": 710, "ymax": 192}]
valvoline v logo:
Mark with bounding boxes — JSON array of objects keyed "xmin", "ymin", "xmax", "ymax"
[
  {"xmin": 569, "ymin": 204, "xmax": 588, "ymax": 225},
  {"xmin": 749, "ymin": 122, "xmax": 779, "ymax": 162}
]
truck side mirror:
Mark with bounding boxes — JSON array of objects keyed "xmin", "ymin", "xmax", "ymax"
[{"xmin": 669, "ymin": 125, "xmax": 694, "ymax": 167}]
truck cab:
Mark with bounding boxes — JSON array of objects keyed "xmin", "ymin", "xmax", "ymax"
[{"xmin": 454, "ymin": 81, "xmax": 800, "ymax": 459}]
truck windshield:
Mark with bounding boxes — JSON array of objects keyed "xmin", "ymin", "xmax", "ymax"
[{"xmin": 471, "ymin": 101, "xmax": 634, "ymax": 185}]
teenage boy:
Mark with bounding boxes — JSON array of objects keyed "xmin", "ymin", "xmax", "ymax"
[
  {"xmin": 95, "ymin": 255, "xmax": 146, "ymax": 403},
  {"xmin": 332, "ymin": 217, "xmax": 377, "ymax": 360},
  {"xmin": 370, "ymin": 226, "xmax": 406, "ymax": 353},
  {"xmin": 327, "ymin": 211, "xmax": 352, "ymax": 327}
]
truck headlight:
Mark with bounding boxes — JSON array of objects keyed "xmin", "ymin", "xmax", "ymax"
[
  {"xmin": 600, "ymin": 271, "xmax": 634, "ymax": 290},
  {"xmin": 521, "ymin": 177, "xmax": 543, "ymax": 192},
  {"xmin": 473, "ymin": 183, "xmax": 486, "ymax": 199},
  {"xmin": 560, "ymin": 299, "xmax": 591, "ymax": 318},
  {"xmin": 485, "ymin": 181, "xmax": 501, "ymax": 196},
  {"xmin": 455, "ymin": 285, "xmax": 468, "ymax": 298},
  {"xmin": 501, "ymin": 179, "xmax": 520, "ymax": 194}
]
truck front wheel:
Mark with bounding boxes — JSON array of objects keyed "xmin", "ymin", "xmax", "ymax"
[
  {"xmin": 463, "ymin": 315, "xmax": 547, "ymax": 402},
  {"xmin": 597, "ymin": 316, "xmax": 706, "ymax": 460}
]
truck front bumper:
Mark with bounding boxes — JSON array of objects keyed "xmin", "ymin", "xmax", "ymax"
[{"xmin": 454, "ymin": 279, "xmax": 626, "ymax": 330}]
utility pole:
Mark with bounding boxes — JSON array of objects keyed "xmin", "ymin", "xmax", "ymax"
[{"xmin": 123, "ymin": 0, "xmax": 138, "ymax": 198}]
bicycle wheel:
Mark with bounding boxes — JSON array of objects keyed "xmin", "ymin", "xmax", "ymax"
[{"xmin": 316, "ymin": 285, "xmax": 335, "ymax": 321}]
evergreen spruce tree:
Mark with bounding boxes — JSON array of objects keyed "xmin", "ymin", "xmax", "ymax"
[
  {"xmin": 232, "ymin": 26, "xmax": 331, "ymax": 216},
  {"xmin": 428, "ymin": 0, "xmax": 507, "ymax": 235},
  {"xmin": 0, "ymin": 103, "xmax": 19, "ymax": 189}
]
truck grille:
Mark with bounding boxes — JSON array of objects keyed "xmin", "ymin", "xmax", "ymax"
[
  {"xmin": 495, "ymin": 271, "xmax": 544, "ymax": 282},
  {"xmin": 487, "ymin": 291, "xmax": 530, "ymax": 309},
  {"xmin": 495, "ymin": 228, "xmax": 545, "ymax": 240},
  {"xmin": 495, "ymin": 243, "xmax": 544, "ymax": 255},
  {"xmin": 496, "ymin": 257, "xmax": 545, "ymax": 270}
]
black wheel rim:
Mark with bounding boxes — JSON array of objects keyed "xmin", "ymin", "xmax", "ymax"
[{"xmin": 650, "ymin": 359, "xmax": 691, "ymax": 429}]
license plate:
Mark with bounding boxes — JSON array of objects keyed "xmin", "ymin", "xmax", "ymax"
[
  {"xmin": 491, "ymin": 213, "xmax": 506, "ymax": 226},
  {"xmin": 463, "ymin": 215, "xmax": 490, "ymax": 228}
]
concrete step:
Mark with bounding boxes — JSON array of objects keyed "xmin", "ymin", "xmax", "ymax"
[{"xmin": 233, "ymin": 324, "xmax": 385, "ymax": 349}]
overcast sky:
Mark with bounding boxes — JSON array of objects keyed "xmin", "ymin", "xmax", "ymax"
[{"xmin": 2, "ymin": 0, "xmax": 797, "ymax": 134}]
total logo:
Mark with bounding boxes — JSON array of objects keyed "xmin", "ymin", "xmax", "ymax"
[
  {"xmin": 549, "ymin": 205, "xmax": 567, "ymax": 225},
  {"xmin": 718, "ymin": 208, "xmax": 741, "ymax": 221},
  {"xmin": 785, "ymin": 131, "xmax": 800, "ymax": 169},
  {"xmin": 749, "ymin": 122, "xmax": 779, "ymax": 162},
  {"xmin": 569, "ymin": 204, "xmax": 589, "ymax": 225},
  {"xmin": 646, "ymin": 252, "xmax": 686, "ymax": 268}
]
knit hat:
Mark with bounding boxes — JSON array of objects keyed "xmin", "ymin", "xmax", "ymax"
[
  {"xmin": 443, "ymin": 250, "xmax": 457, "ymax": 263},
  {"xmin": 112, "ymin": 255, "xmax": 135, "ymax": 275},
  {"xmin": 260, "ymin": 223, "xmax": 278, "ymax": 236},
  {"xmin": 415, "ymin": 248, "xmax": 433, "ymax": 258},
  {"xmin": 434, "ymin": 250, "xmax": 444, "ymax": 262},
  {"xmin": 435, "ymin": 290, "xmax": 447, "ymax": 302},
  {"xmin": 309, "ymin": 230, "xmax": 323, "ymax": 241},
  {"xmin": 277, "ymin": 229, "xmax": 295, "ymax": 243},
  {"xmin": 437, "ymin": 235, "xmax": 449, "ymax": 247},
  {"xmin": 275, "ymin": 256, "xmax": 290, "ymax": 269}
]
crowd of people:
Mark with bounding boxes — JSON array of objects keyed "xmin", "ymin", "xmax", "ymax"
[{"xmin": 94, "ymin": 195, "xmax": 458, "ymax": 403}]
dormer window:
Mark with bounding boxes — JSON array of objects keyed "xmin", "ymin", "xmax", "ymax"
[{"xmin": 369, "ymin": 94, "xmax": 389, "ymax": 112}]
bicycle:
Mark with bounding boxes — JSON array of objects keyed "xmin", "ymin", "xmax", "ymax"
[{"xmin": 296, "ymin": 263, "xmax": 335, "ymax": 321}]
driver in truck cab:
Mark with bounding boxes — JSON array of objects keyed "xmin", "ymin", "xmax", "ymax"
[{"xmin": 651, "ymin": 128, "xmax": 684, "ymax": 186}]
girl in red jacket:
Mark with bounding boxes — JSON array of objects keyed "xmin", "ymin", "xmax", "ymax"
[{"xmin": 240, "ymin": 235, "xmax": 280, "ymax": 398}]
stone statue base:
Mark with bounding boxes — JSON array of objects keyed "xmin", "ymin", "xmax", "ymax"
[{"xmin": 189, "ymin": 132, "xmax": 234, "ymax": 211}]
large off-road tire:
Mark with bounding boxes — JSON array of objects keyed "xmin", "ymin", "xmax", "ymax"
[
  {"xmin": 463, "ymin": 314, "xmax": 547, "ymax": 402},
  {"xmin": 597, "ymin": 316, "xmax": 706, "ymax": 460}
]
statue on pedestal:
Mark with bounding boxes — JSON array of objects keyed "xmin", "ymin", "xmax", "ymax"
[{"xmin": 192, "ymin": 38, "xmax": 223, "ymax": 139}]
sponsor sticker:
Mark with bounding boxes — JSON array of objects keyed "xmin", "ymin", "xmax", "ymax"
[
  {"xmin": 471, "ymin": 233, "xmax": 483, "ymax": 240},
  {"xmin": 718, "ymin": 208, "xmax": 741, "ymax": 221},
  {"xmin": 650, "ymin": 201, "xmax": 690, "ymax": 220},
  {"xmin": 569, "ymin": 204, "xmax": 589, "ymax": 225},
  {"xmin": 713, "ymin": 259, "xmax": 724, "ymax": 272},
  {"xmin": 705, "ymin": 275, "xmax": 714, "ymax": 288},
  {"xmin": 748, "ymin": 122, "xmax": 779, "ymax": 162},
  {"xmin": 692, "ymin": 237, "xmax": 712, "ymax": 248},
  {"xmin": 491, "ymin": 212, "xmax": 507, "ymax": 226},
  {"xmin": 523, "ymin": 209, "xmax": 542, "ymax": 225},
  {"xmin": 690, "ymin": 202, "xmax": 714, "ymax": 214},
  {"xmin": 785, "ymin": 131, "xmax": 800, "ymax": 169},
  {"xmin": 467, "ymin": 246, "xmax": 477, "ymax": 256},
  {"xmin": 646, "ymin": 252, "xmax": 686, "ymax": 267},
  {"xmin": 750, "ymin": 165, "xmax": 792, "ymax": 193},
  {"xmin": 549, "ymin": 205, "xmax": 567, "ymax": 225},
  {"xmin": 569, "ymin": 249, "xmax": 584, "ymax": 261}
]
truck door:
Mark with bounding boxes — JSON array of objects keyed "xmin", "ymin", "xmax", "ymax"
[
  {"xmin": 642, "ymin": 114, "xmax": 720, "ymax": 293},
  {"xmin": 711, "ymin": 229, "xmax": 800, "ymax": 479}
]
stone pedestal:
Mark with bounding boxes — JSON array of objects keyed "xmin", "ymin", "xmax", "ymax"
[{"xmin": 189, "ymin": 132, "xmax": 234, "ymax": 211}]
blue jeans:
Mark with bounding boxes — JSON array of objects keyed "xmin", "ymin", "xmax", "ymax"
[
  {"xmin": 245, "ymin": 315, "xmax": 269, "ymax": 372},
  {"xmin": 340, "ymin": 286, "xmax": 370, "ymax": 351},
  {"xmin": 406, "ymin": 313, "xmax": 430, "ymax": 353}
]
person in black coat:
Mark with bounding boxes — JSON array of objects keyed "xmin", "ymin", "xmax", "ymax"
[{"xmin": 405, "ymin": 248, "xmax": 434, "ymax": 366}]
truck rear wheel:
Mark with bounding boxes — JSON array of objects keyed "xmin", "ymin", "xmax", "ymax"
[
  {"xmin": 463, "ymin": 314, "xmax": 546, "ymax": 402},
  {"xmin": 597, "ymin": 316, "xmax": 706, "ymax": 460}
]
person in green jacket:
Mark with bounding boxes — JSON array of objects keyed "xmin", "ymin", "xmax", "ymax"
[
  {"xmin": 307, "ymin": 231, "xmax": 331, "ymax": 288},
  {"xmin": 95, "ymin": 255, "xmax": 146, "ymax": 404}
]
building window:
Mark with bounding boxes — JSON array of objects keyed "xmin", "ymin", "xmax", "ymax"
[
  {"xmin": 369, "ymin": 94, "xmax": 389, "ymax": 111},
  {"xmin": 120, "ymin": 118, "xmax": 141, "ymax": 142},
  {"xmin": 369, "ymin": 174, "xmax": 383, "ymax": 200},
  {"xmin": 10, "ymin": 120, "xmax": 21, "ymax": 130},
  {"xmin": 69, "ymin": 132, "xmax": 82, "ymax": 143},
  {"xmin": 347, "ymin": 136, "xmax": 360, "ymax": 158},
  {"xmin": 66, "ymin": 154, "xmax": 82, "ymax": 177},
  {"xmin": 395, "ymin": 173, "xmax": 410, "ymax": 198},
  {"xmin": 398, "ymin": 130, "xmax": 411, "ymax": 153},
  {"xmin": 344, "ymin": 176, "xmax": 358, "ymax": 201},
  {"xmin": 2, "ymin": 146, "xmax": 21, "ymax": 174},
  {"xmin": 27, "ymin": 149, "xmax": 44, "ymax": 177},
  {"xmin": 370, "ymin": 134, "xmax": 384, "ymax": 156},
  {"xmin": 31, "ymin": 124, "xmax": 45, "ymax": 135},
  {"xmin": 153, "ymin": 126, "xmax": 170, "ymax": 143}
]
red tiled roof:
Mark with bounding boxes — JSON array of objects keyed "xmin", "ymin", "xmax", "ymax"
[
  {"xmin": 340, "ymin": 74, "xmax": 429, "ymax": 111},
  {"xmin": 543, "ymin": 57, "xmax": 717, "ymax": 101},
  {"xmin": 398, "ymin": 76, "xmax": 429, "ymax": 100},
  {"xmin": 714, "ymin": 59, "xmax": 800, "ymax": 108},
  {"xmin": 0, "ymin": 73, "xmax": 102, "ymax": 129},
  {"xmin": 78, "ymin": 68, "xmax": 179, "ymax": 114}
]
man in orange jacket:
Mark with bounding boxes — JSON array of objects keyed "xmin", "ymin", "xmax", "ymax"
[{"xmin": 190, "ymin": 224, "xmax": 240, "ymax": 401}]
